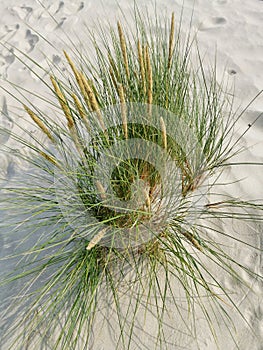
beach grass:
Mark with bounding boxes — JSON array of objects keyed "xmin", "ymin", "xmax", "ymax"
[{"xmin": 0, "ymin": 5, "xmax": 262, "ymax": 350}]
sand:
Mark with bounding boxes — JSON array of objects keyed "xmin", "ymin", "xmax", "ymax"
[{"xmin": 0, "ymin": 0, "xmax": 262, "ymax": 349}]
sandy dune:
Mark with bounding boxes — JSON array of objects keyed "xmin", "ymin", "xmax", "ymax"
[{"xmin": 0, "ymin": 1, "xmax": 262, "ymax": 349}]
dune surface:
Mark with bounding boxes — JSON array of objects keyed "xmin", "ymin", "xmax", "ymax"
[{"xmin": 0, "ymin": 1, "xmax": 262, "ymax": 349}]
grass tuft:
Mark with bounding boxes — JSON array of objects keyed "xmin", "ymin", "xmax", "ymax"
[{"xmin": 0, "ymin": 6, "xmax": 262, "ymax": 350}]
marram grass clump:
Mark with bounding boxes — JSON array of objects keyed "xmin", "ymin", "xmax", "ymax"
[{"xmin": 0, "ymin": 8, "xmax": 262, "ymax": 350}]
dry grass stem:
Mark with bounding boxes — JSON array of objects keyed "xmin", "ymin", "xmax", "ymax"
[
  {"xmin": 117, "ymin": 21, "xmax": 130, "ymax": 80},
  {"xmin": 63, "ymin": 50, "xmax": 80, "ymax": 82},
  {"xmin": 109, "ymin": 67, "xmax": 119, "ymax": 91},
  {"xmin": 23, "ymin": 105, "xmax": 55, "ymax": 143},
  {"xmin": 137, "ymin": 40, "xmax": 146, "ymax": 94},
  {"xmin": 95, "ymin": 180, "xmax": 107, "ymax": 201},
  {"xmin": 39, "ymin": 151, "xmax": 59, "ymax": 167},
  {"xmin": 168, "ymin": 12, "xmax": 175, "ymax": 69},
  {"xmin": 50, "ymin": 76, "xmax": 84, "ymax": 154},
  {"xmin": 86, "ymin": 228, "xmax": 108, "ymax": 250},
  {"xmin": 108, "ymin": 54, "xmax": 121, "ymax": 83},
  {"xmin": 50, "ymin": 76, "xmax": 74, "ymax": 129},
  {"xmin": 145, "ymin": 46, "xmax": 153, "ymax": 115},
  {"xmin": 143, "ymin": 188, "xmax": 151, "ymax": 209},
  {"xmin": 181, "ymin": 230, "xmax": 203, "ymax": 252},
  {"xmin": 160, "ymin": 117, "xmax": 167, "ymax": 150},
  {"xmin": 70, "ymin": 127, "xmax": 84, "ymax": 156},
  {"xmin": 117, "ymin": 84, "xmax": 128, "ymax": 139},
  {"xmin": 63, "ymin": 51, "xmax": 91, "ymax": 110},
  {"xmin": 79, "ymin": 73, "xmax": 106, "ymax": 131},
  {"xmin": 143, "ymin": 44, "xmax": 147, "ymax": 72},
  {"xmin": 72, "ymin": 93, "xmax": 91, "ymax": 131}
]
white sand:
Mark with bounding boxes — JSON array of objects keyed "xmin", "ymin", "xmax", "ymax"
[{"xmin": 0, "ymin": 0, "xmax": 262, "ymax": 349}]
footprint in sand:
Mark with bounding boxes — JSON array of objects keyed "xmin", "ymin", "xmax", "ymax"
[
  {"xmin": 10, "ymin": 6, "xmax": 33, "ymax": 21},
  {"xmin": 0, "ymin": 97, "xmax": 13, "ymax": 145},
  {"xmin": 227, "ymin": 68, "xmax": 237, "ymax": 75},
  {"xmin": 25, "ymin": 30, "xmax": 39, "ymax": 53},
  {"xmin": 199, "ymin": 16, "xmax": 227, "ymax": 31},
  {"xmin": 3, "ymin": 48, "xmax": 15, "ymax": 65},
  {"xmin": 0, "ymin": 154, "xmax": 14, "ymax": 185},
  {"xmin": 0, "ymin": 48, "xmax": 15, "ymax": 79},
  {"xmin": 0, "ymin": 97, "xmax": 15, "ymax": 186}
]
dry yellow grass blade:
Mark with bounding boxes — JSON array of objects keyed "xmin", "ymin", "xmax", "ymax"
[
  {"xmin": 181, "ymin": 230, "xmax": 203, "ymax": 252},
  {"xmin": 72, "ymin": 93, "xmax": 91, "ymax": 131},
  {"xmin": 117, "ymin": 84, "xmax": 128, "ymax": 139},
  {"xmin": 137, "ymin": 40, "xmax": 146, "ymax": 94},
  {"xmin": 143, "ymin": 188, "xmax": 151, "ymax": 209},
  {"xmin": 50, "ymin": 76, "xmax": 74, "ymax": 129},
  {"xmin": 63, "ymin": 51, "xmax": 91, "ymax": 110},
  {"xmin": 109, "ymin": 67, "xmax": 119, "ymax": 91},
  {"xmin": 95, "ymin": 180, "xmax": 107, "ymax": 201},
  {"xmin": 108, "ymin": 53, "xmax": 121, "ymax": 83},
  {"xmin": 168, "ymin": 12, "xmax": 175, "ymax": 69},
  {"xmin": 145, "ymin": 46, "xmax": 153, "ymax": 116},
  {"xmin": 63, "ymin": 50, "xmax": 79, "ymax": 81},
  {"xmin": 160, "ymin": 117, "xmax": 167, "ymax": 150},
  {"xmin": 86, "ymin": 228, "xmax": 108, "ymax": 250},
  {"xmin": 79, "ymin": 73, "xmax": 106, "ymax": 131},
  {"xmin": 166, "ymin": 12, "xmax": 175, "ymax": 108},
  {"xmin": 50, "ymin": 76, "xmax": 84, "ymax": 155},
  {"xmin": 23, "ymin": 105, "xmax": 55, "ymax": 143},
  {"xmin": 117, "ymin": 21, "xmax": 130, "ymax": 80},
  {"xmin": 39, "ymin": 151, "xmax": 60, "ymax": 167},
  {"xmin": 69, "ymin": 126, "xmax": 85, "ymax": 156}
]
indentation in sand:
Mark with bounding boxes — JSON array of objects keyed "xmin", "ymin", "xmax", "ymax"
[
  {"xmin": 0, "ymin": 97, "xmax": 13, "ymax": 144},
  {"xmin": 25, "ymin": 29, "xmax": 39, "ymax": 52},
  {"xmin": 199, "ymin": 16, "xmax": 227, "ymax": 31},
  {"xmin": 227, "ymin": 68, "xmax": 237, "ymax": 75}
]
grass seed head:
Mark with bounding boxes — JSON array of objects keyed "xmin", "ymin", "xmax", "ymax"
[
  {"xmin": 117, "ymin": 21, "xmax": 130, "ymax": 80},
  {"xmin": 168, "ymin": 12, "xmax": 175, "ymax": 69},
  {"xmin": 23, "ymin": 104, "xmax": 55, "ymax": 143}
]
